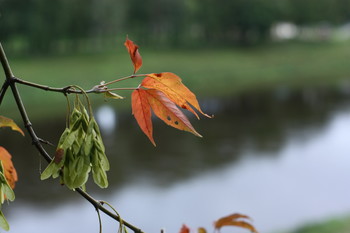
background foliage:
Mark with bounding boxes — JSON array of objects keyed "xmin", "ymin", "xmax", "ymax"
[{"xmin": 2, "ymin": 0, "xmax": 350, "ymax": 54}]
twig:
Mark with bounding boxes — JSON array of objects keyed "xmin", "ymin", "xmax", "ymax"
[
  {"xmin": 96, "ymin": 208, "xmax": 102, "ymax": 233},
  {"xmin": 0, "ymin": 79, "xmax": 10, "ymax": 106},
  {"xmin": 106, "ymin": 87, "xmax": 139, "ymax": 91},
  {"xmin": 99, "ymin": 74, "xmax": 147, "ymax": 87},
  {"xmin": 0, "ymin": 42, "xmax": 144, "ymax": 233},
  {"xmin": 37, "ymin": 138, "xmax": 55, "ymax": 146},
  {"xmin": 13, "ymin": 77, "xmax": 99, "ymax": 94}
]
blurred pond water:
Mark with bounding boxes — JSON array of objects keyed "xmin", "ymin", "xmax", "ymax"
[{"xmin": 2, "ymin": 88, "xmax": 350, "ymax": 233}]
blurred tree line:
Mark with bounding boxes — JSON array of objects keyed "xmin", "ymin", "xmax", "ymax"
[{"xmin": 1, "ymin": 0, "xmax": 350, "ymax": 54}]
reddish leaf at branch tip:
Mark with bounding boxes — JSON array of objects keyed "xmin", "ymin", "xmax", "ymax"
[
  {"xmin": 124, "ymin": 37, "xmax": 142, "ymax": 74},
  {"xmin": 179, "ymin": 224, "xmax": 190, "ymax": 233},
  {"xmin": 214, "ymin": 213, "xmax": 258, "ymax": 233},
  {"xmin": 141, "ymin": 72, "xmax": 212, "ymax": 119},
  {"xmin": 132, "ymin": 89, "xmax": 155, "ymax": 146},
  {"xmin": 0, "ymin": 147, "xmax": 18, "ymax": 189},
  {"xmin": 0, "ymin": 116, "xmax": 24, "ymax": 136}
]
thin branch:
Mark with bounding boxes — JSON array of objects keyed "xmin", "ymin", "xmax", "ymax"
[
  {"xmin": 96, "ymin": 207, "xmax": 102, "ymax": 233},
  {"xmin": 13, "ymin": 77, "xmax": 101, "ymax": 94},
  {"xmin": 0, "ymin": 42, "xmax": 144, "ymax": 233},
  {"xmin": 106, "ymin": 87, "xmax": 138, "ymax": 91},
  {"xmin": 13, "ymin": 76, "xmax": 137, "ymax": 95},
  {"xmin": 0, "ymin": 43, "xmax": 14, "ymax": 78},
  {"xmin": 13, "ymin": 77, "xmax": 77, "ymax": 93},
  {"xmin": 99, "ymin": 74, "xmax": 147, "ymax": 87},
  {"xmin": 0, "ymin": 80, "xmax": 10, "ymax": 106}
]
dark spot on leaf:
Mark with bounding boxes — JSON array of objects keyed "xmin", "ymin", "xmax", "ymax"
[
  {"xmin": 155, "ymin": 73, "xmax": 162, "ymax": 77},
  {"xmin": 167, "ymin": 116, "xmax": 171, "ymax": 121},
  {"xmin": 54, "ymin": 148, "xmax": 64, "ymax": 164},
  {"xmin": 175, "ymin": 121, "xmax": 179, "ymax": 125}
]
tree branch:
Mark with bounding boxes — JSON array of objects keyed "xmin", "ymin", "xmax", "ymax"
[
  {"xmin": 13, "ymin": 77, "xmax": 107, "ymax": 94},
  {"xmin": 0, "ymin": 79, "xmax": 10, "ymax": 106},
  {"xmin": 0, "ymin": 42, "xmax": 144, "ymax": 233}
]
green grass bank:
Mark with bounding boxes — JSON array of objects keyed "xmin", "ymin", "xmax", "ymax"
[{"xmin": 282, "ymin": 215, "xmax": 350, "ymax": 233}]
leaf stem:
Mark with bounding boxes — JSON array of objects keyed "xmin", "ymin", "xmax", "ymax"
[
  {"xmin": 70, "ymin": 85, "xmax": 94, "ymax": 118},
  {"xmin": 100, "ymin": 74, "xmax": 147, "ymax": 87},
  {"xmin": 96, "ymin": 208, "xmax": 102, "ymax": 233},
  {"xmin": 106, "ymin": 87, "xmax": 139, "ymax": 91}
]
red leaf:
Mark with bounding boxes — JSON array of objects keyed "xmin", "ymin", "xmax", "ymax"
[
  {"xmin": 179, "ymin": 224, "xmax": 190, "ymax": 233},
  {"xmin": 141, "ymin": 72, "xmax": 212, "ymax": 119},
  {"xmin": 214, "ymin": 213, "xmax": 258, "ymax": 233},
  {"xmin": 0, "ymin": 147, "xmax": 18, "ymax": 189},
  {"xmin": 124, "ymin": 37, "xmax": 142, "ymax": 74},
  {"xmin": 131, "ymin": 89, "xmax": 155, "ymax": 146},
  {"xmin": 145, "ymin": 89, "xmax": 202, "ymax": 137}
]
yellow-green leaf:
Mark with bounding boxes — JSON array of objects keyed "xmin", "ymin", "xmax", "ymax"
[
  {"xmin": 0, "ymin": 211, "xmax": 9, "ymax": 231},
  {"xmin": 104, "ymin": 91, "xmax": 124, "ymax": 100},
  {"xmin": 0, "ymin": 116, "xmax": 24, "ymax": 136}
]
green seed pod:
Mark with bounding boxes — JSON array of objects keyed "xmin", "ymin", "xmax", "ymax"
[
  {"xmin": 92, "ymin": 163, "xmax": 108, "ymax": 188},
  {"xmin": 69, "ymin": 108, "xmax": 82, "ymax": 126},
  {"xmin": 70, "ymin": 115, "xmax": 83, "ymax": 132},
  {"xmin": 82, "ymin": 134, "xmax": 93, "ymax": 157},
  {"xmin": 57, "ymin": 128, "xmax": 70, "ymax": 147},
  {"xmin": 97, "ymin": 150, "xmax": 110, "ymax": 171},
  {"xmin": 72, "ymin": 156, "xmax": 91, "ymax": 188},
  {"xmin": 41, "ymin": 151, "xmax": 63, "ymax": 180},
  {"xmin": 81, "ymin": 107, "xmax": 90, "ymax": 132},
  {"xmin": 41, "ymin": 93, "xmax": 111, "ymax": 190},
  {"xmin": 60, "ymin": 130, "xmax": 77, "ymax": 149}
]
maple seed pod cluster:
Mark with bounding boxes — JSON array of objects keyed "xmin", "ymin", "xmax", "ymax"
[{"xmin": 41, "ymin": 96, "xmax": 109, "ymax": 189}]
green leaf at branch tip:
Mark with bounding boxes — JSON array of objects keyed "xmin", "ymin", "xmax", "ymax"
[
  {"xmin": 104, "ymin": 91, "xmax": 124, "ymax": 100},
  {"xmin": 0, "ymin": 211, "xmax": 9, "ymax": 231}
]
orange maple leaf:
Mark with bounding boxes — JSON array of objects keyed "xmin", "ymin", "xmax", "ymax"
[
  {"xmin": 145, "ymin": 89, "xmax": 201, "ymax": 137},
  {"xmin": 141, "ymin": 72, "xmax": 212, "ymax": 119},
  {"xmin": 124, "ymin": 37, "xmax": 142, "ymax": 74},
  {"xmin": 0, "ymin": 147, "xmax": 18, "ymax": 189},
  {"xmin": 132, "ymin": 89, "xmax": 155, "ymax": 146},
  {"xmin": 131, "ymin": 88, "xmax": 202, "ymax": 146},
  {"xmin": 214, "ymin": 213, "xmax": 258, "ymax": 233}
]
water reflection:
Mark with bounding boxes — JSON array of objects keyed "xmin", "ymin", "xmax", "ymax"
[
  {"xmin": 96, "ymin": 105, "xmax": 118, "ymax": 135},
  {"xmin": 2, "ymin": 89, "xmax": 350, "ymax": 233}
]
